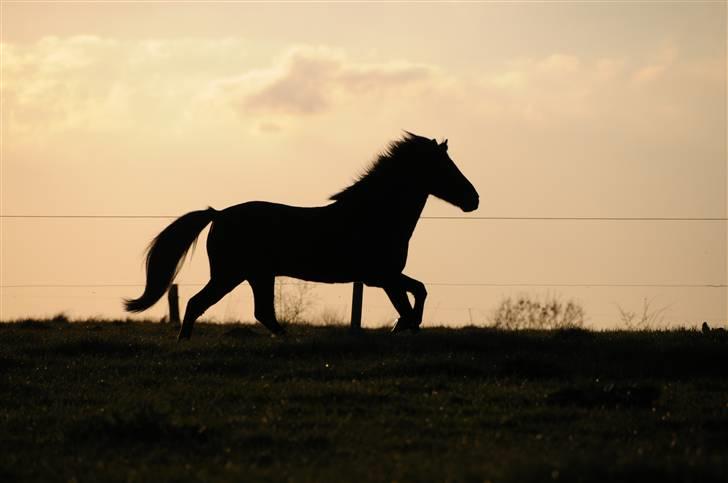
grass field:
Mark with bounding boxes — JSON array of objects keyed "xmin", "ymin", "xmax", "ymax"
[{"xmin": 1, "ymin": 320, "xmax": 726, "ymax": 482}]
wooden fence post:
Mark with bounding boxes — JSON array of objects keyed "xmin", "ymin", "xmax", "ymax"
[
  {"xmin": 350, "ymin": 281, "xmax": 363, "ymax": 330},
  {"xmin": 167, "ymin": 283, "xmax": 180, "ymax": 326}
]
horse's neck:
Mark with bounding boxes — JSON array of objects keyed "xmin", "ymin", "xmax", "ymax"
[
  {"xmin": 335, "ymin": 188, "xmax": 428, "ymax": 238},
  {"xmin": 389, "ymin": 191, "xmax": 428, "ymax": 237}
]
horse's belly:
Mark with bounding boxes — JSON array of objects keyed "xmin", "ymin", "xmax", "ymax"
[
  {"xmin": 274, "ymin": 242, "xmax": 359, "ymax": 282},
  {"xmin": 276, "ymin": 240, "xmax": 408, "ymax": 284}
]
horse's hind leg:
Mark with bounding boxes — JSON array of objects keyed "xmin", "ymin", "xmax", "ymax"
[
  {"xmin": 249, "ymin": 275, "xmax": 286, "ymax": 336},
  {"xmin": 178, "ymin": 277, "xmax": 237, "ymax": 341}
]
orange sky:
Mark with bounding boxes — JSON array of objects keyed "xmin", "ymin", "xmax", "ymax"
[{"xmin": 1, "ymin": 2, "xmax": 726, "ymax": 327}]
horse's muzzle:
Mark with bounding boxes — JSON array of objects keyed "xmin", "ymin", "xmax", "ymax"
[{"xmin": 461, "ymin": 195, "xmax": 479, "ymax": 213}]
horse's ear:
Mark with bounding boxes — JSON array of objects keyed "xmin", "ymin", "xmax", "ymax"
[{"xmin": 440, "ymin": 139, "xmax": 448, "ymax": 151}]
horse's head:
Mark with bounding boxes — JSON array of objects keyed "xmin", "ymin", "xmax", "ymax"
[{"xmin": 408, "ymin": 132, "xmax": 479, "ymax": 212}]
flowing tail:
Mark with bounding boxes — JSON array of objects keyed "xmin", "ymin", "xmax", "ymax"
[{"xmin": 124, "ymin": 207, "xmax": 217, "ymax": 312}]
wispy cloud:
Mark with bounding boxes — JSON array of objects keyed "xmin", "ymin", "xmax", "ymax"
[
  {"xmin": 212, "ymin": 46, "xmax": 438, "ymax": 117},
  {"xmin": 473, "ymin": 44, "xmax": 725, "ymax": 131},
  {"xmin": 632, "ymin": 46, "xmax": 677, "ymax": 84},
  {"xmin": 1, "ymin": 37, "xmax": 722, "ymax": 142},
  {"xmin": 1, "ymin": 36, "xmax": 250, "ymax": 136}
]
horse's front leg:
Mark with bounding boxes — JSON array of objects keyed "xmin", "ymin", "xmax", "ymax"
[
  {"xmin": 400, "ymin": 274, "xmax": 427, "ymax": 329},
  {"xmin": 384, "ymin": 274, "xmax": 426, "ymax": 333}
]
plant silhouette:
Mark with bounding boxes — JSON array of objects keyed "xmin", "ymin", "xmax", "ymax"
[{"xmin": 124, "ymin": 132, "xmax": 479, "ymax": 339}]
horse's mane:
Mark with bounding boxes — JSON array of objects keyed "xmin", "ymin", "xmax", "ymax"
[{"xmin": 330, "ymin": 132, "xmax": 428, "ymax": 202}]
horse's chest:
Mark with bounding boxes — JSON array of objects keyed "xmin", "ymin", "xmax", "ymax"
[{"xmin": 356, "ymin": 234, "xmax": 409, "ymax": 271}]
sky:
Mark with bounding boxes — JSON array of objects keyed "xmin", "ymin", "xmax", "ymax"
[{"xmin": 1, "ymin": 1, "xmax": 726, "ymax": 329}]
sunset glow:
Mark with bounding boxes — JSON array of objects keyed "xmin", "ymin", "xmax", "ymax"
[{"xmin": 1, "ymin": 2, "xmax": 725, "ymax": 327}]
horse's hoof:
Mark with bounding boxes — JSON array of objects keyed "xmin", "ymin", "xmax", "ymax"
[{"xmin": 391, "ymin": 318, "xmax": 415, "ymax": 333}]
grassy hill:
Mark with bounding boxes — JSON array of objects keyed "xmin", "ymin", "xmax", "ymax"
[{"xmin": 1, "ymin": 320, "xmax": 726, "ymax": 482}]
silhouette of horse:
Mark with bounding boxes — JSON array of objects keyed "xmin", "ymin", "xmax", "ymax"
[{"xmin": 124, "ymin": 132, "xmax": 479, "ymax": 339}]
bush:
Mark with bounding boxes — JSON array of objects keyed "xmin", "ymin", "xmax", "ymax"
[
  {"xmin": 489, "ymin": 294, "xmax": 586, "ymax": 330},
  {"xmin": 317, "ymin": 306, "xmax": 347, "ymax": 325},
  {"xmin": 275, "ymin": 279, "xmax": 317, "ymax": 324},
  {"xmin": 615, "ymin": 297, "xmax": 669, "ymax": 330}
]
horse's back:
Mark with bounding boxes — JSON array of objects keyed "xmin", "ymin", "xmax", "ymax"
[{"xmin": 215, "ymin": 201, "xmax": 337, "ymax": 235}]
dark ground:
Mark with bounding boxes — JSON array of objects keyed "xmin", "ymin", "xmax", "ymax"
[{"xmin": 0, "ymin": 320, "xmax": 726, "ymax": 482}]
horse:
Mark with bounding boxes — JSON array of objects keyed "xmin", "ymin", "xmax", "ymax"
[{"xmin": 124, "ymin": 132, "xmax": 479, "ymax": 339}]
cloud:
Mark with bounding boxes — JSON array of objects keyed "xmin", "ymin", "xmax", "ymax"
[
  {"xmin": 2, "ymin": 39, "xmax": 441, "ymax": 140},
  {"xmin": 243, "ymin": 48, "xmax": 341, "ymax": 115},
  {"xmin": 1, "ymin": 36, "xmax": 250, "ymax": 137},
  {"xmin": 1, "ymin": 36, "xmax": 722, "ymax": 145},
  {"xmin": 215, "ymin": 46, "xmax": 438, "ymax": 116},
  {"xmin": 257, "ymin": 121, "xmax": 282, "ymax": 133},
  {"xmin": 479, "ymin": 54, "xmax": 618, "ymax": 124},
  {"xmin": 486, "ymin": 53, "xmax": 606, "ymax": 92},
  {"xmin": 2, "ymin": 36, "xmax": 121, "ymax": 132},
  {"xmin": 631, "ymin": 46, "xmax": 677, "ymax": 84},
  {"xmin": 474, "ymin": 45, "xmax": 723, "ymax": 129}
]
